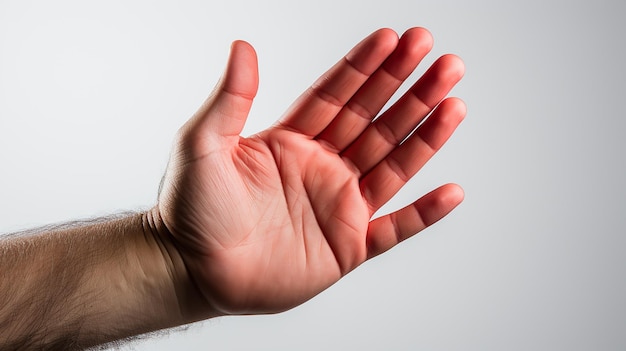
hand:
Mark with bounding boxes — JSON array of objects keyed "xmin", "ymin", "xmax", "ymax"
[{"xmin": 154, "ymin": 28, "xmax": 466, "ymax": 317}]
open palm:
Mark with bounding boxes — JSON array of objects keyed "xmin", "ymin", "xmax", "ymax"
[{"xmin": 156, "ymin": 28, "xmax": 466, "ymax": 317}]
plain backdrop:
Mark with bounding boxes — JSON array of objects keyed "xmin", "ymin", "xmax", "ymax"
[{"xmin": 1, "ymin": 1, "xmax": 625, "ymax": 350}]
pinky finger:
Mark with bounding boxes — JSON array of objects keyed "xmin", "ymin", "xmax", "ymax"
[{"xmin": 366, "ymin": 183, "xmax": 464, "ymax": 259}]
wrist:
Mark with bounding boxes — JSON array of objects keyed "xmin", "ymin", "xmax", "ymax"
[{"xmin": 142, "ymin": 207, "xmax": 219, "ymax": 324}]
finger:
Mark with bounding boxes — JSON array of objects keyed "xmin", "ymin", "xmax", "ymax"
[
  {"xmin": 342, "ymin": 54, "xmax": 465, "ymax": 175},
  {"xmin": 186, "ymin": 40, "xmax": 259, "ymax": 141},
  {"xmin": 366, "ymin": 183, "xmax": 464, "ymax": 259},
  {"xmin": 316, "ymin": 27, "xmax": 433, "ymax": 152},
  {"xmin": 360, "ymin": 98, "xmax": 466, "ymax": 213},
  {"xmin": 275, "ymin": 28, "xmax": 399, "ymax": 137}
]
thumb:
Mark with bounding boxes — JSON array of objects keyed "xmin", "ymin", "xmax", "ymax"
[{"xmin": 190, "ymin": 40, "xmax": 259, "ymax": 139}]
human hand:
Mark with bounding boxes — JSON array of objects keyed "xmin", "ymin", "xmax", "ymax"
[{"xmin": 154, "ymin": 28, "xmax": 465, "ymax": 318}]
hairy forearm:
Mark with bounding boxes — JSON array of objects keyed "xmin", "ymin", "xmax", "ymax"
[{"xmin": 0, "ymin": 212, "xmax": 197, "ymax": 350}]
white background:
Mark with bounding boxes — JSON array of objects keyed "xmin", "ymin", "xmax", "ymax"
[{"xmin": 1, "ymin": 0, "xmax": 625, "ymax": 350}]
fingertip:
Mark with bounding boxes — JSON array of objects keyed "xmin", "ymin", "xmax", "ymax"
[
  {"xmin": 442, "ymin": 183, "xmax": 465, "ymax": 206},
  {"xmin": 381, "ymin": 27, "xmax": 433, "ymax": 80},
  {"xmin": 223, "ymin": 40, "xmax": 259, "ymax": 99},
  {"xmin": 375, "ymin": 27, "xmax": 400, "ymax": 43},
  {"xmin": 402, "ymin": 27, "xmax": 434, "ymax": 52},
  {"xmin": 346, "ymin": 28, "xmax": 399, "ymax": 75},
  {"xmin": 438, "ymin": 54, "xmax": 465, "ymax": 80},
  {"xmin": 229, "ymin": 40, "xmax": 258, "ymax": 67},
  {"xmin": 375, "ymin": 27, "xmax": 401, "ymax": 55},
  {"xmin": 449, "ymin": 97, "xmax": 467, "ymax": 116},
  {"xmin": 439, "ymin": 97, "xmax": 467, "ymax": 121},
  {"xmin": 231, "ymin": 39, "xmax": 254, "ymax": 51},
  {"xmin": 406, "ymin": 26, "xmax": 433, "ymax": 37},
  {"xmin": 413, "ymin": 54, "xmax": 465, "ymax": 108}
]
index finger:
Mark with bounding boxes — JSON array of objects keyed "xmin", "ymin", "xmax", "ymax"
[{"xmin": 275, "ymin": 28, "xmax": 399, "ymax": 137}]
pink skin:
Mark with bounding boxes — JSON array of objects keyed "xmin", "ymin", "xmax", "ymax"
[{"xmin": 155, "ymin": 27, "xmax": 466, "ymax": 317}]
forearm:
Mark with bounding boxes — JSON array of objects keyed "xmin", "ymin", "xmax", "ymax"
[{"xmin": 0, "ymin": 212, "xmax": 200, "ymax": 349}]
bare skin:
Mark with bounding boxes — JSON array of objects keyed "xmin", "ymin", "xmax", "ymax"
[
  {"xmin": 156, "ymin": 27, "xmax": 465, "ymax": 316},
  {"xmin": 0, "ymin": 27, "xmax": 465, "ymax": 349}
]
